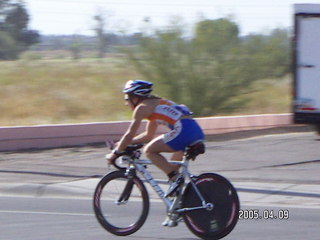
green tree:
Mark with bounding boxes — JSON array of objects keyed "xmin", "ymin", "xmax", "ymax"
[
  {"xmin": 69, "ymin": 35, "xmax": 82, "ymax": 60},
  {"xmin": 0, "ymin": 0, "xmax": 39, "ymax": 59},
  {"xmin": 93, "ymin": 13, "xmax": 108, "ymax": 58},
  {"xmin": 194, "ymin": 18, "xmax": 239, "ymax": 58},
  {"xmin": 0, "ymin": 31, "xmax": 16, "ymax": 59},
  {"xmin": 125, "ymin": 18, "xmax": 290, "ymax": 116},
  {"xmin": 240, "ymin": 28, "xmax": 290, "ymax": 79}
]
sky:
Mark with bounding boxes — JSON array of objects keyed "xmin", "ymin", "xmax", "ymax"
[{"xmin": 25, "ymin": 0, "xmax": 320, "ymax": 36}]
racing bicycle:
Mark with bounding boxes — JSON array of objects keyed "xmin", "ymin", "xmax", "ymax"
[{"xmin": 93, "ymin": 141, "xmax": 240, "ymax": 240}]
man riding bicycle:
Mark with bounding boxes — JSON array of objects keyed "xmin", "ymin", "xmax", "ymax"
[{"xmin": 106, "ymin": 80, "xmax": 204, "ymax": 198}]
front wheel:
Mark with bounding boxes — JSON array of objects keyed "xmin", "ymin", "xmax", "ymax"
[
  {"xmin": 93, "ymin": 170, "xmax": 149, "ymax": 236},
  {"xmin": 181, "ymin": 173, "xmax": 240, "ymax": 240}
]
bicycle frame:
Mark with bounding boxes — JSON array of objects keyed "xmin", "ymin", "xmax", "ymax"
[{"xmin": 122, "ymin": 155, "xmax": 214, "ymax": 214}]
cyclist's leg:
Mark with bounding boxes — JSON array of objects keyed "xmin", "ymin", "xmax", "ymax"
[
  {"xmin": 145, "ymin": 119, "xmax": 204, "ymax": 176},
  {"xmin": 144, "ymin": 136, "xmax": 183, "ymax": 227},
  {"xmin": 170, "ymin": 151, "xmax": 183, "ymax": 172},
  {"xmin": 144, "ymin": 135, "xmax": 177, "ymax": 176},
  {"xmin": 171, "ymin": 151, "xmax": 183, "ymax": 161}
]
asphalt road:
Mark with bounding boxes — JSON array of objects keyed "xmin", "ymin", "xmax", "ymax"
[
  {"xmin": 0, "ymin": 131, "xmax": 319, "ymax": 239},
  {"xmin": 0, "ymin": 196, "xmax": 319, "ymax": 240}
]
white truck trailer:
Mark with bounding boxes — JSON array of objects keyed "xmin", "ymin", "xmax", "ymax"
[{"xmin": 293, "ymin": 4, "xmax": 320, "ymax": 133}]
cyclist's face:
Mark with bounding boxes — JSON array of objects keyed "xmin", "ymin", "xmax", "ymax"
[{"xmin": 124, "ymin": 94, "xmax": 136, "ymax": 110}]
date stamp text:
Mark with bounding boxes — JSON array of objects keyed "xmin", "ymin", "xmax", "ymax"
[{"xmin": 239, "ymin": 209, "xmax": 289, "ymax": 220}]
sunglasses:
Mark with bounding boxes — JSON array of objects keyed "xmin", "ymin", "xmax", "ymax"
[{"xmin": 124, "ymin": 94, "xmax": 131, "ymax": 102}]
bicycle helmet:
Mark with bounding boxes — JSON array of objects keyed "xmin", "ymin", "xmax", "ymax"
[{"xmin": 123, "ymin": 80, "xmax": 153, "ymax": 97}]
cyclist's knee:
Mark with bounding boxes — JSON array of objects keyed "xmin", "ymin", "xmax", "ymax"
[
  {"xmin": 144, "ymin": 143, "xmax": 163, "ymax": 161},
  {"xmin": 143, "ymin": 144, "xmax": 153, "ymax": 158},
  {"xmin": 144, "ymin": 146, "xmax": 155, "ymax": 157}
]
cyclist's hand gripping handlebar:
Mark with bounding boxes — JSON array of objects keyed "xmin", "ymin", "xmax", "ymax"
[{"xmin": 106, "ymin": 143, "xmax": 144, "ymax": 170}]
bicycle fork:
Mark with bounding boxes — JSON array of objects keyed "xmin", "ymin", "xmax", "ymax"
[{"xmin": 115, "ymin": 167, "xmax": 135, "ymax": 205}]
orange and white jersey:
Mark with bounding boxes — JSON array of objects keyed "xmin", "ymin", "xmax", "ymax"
[{"xmin": 147, "ymin": 99, "xmax": 190, "ymax": 128}]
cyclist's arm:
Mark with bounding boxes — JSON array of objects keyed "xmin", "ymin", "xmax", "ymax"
[
  {"xmin": 131, "ymin": 120, "xmax": 158, "ymax": 144},
  {"xmin": 115, "ymin": 105, "xmax": 150, "ymax": 152}
]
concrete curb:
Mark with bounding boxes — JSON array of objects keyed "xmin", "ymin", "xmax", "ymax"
[{"xmin": 0, "ymin": 114, "xmax": 297, "ymax": 151}]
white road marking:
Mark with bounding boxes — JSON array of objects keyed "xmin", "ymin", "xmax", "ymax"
[{"xmin": 0, "ymin": 210, "xmax": 94, "ymax": 216}]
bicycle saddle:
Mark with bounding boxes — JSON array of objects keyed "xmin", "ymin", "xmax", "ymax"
[{"xmin": 185, "ymin": 141, "xmax": 205, "ymax": 160}]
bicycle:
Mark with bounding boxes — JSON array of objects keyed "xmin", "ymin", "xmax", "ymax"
[{"xmin": 93, "ymin": 141, "xmax": 240, "ymax": 240}]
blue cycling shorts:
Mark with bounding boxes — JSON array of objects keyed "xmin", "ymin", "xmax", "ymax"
[{"xmin": 163, "ymin": 119, "xmax": 204, "ymax": 151}]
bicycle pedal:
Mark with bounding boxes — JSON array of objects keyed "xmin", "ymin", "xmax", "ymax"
[
  {"xmin": 167, "ymin": 220, "xmax": 178, "ymax": 227},
  {"xmin": 162, "ymin": 217, "xmax": 178, "ymax": 227}
]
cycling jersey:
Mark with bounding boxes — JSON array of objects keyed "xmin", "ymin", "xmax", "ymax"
[
  {"xmin": 147, "ymin": 99, "xmax": 191, "ymax": 129},
  {"xmin": 147, "ymin": 99, "xmax": 204, "ymax": 151}
]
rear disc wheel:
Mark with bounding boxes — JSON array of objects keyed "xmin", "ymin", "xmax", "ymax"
[{"xmin": 182, "ymin": 173, "xmax": 240, "ymax": 240}]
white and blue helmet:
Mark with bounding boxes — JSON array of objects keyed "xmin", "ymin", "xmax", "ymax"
[{"xmin": 123, "ymin": 80, "xmax": 153, "ymax": 97}]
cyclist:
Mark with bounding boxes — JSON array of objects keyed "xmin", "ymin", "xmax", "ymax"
[{"xmin": 106, "ymin": 80, "xmax": 204, "ymax": 197}]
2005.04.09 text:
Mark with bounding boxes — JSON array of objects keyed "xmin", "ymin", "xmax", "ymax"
[{"xmin": 239, "ymin": 209, "xmax": 289, "ymax": 220}]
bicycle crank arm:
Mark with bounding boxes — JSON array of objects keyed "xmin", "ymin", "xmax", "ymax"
[{"xmin": 176, "ymin": 203, "xmax": 214, "ymax": 213}]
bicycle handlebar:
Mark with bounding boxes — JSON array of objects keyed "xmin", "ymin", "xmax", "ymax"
[
  {"xmin": 111, "ymin": 144, "xmax": 144, "ymax": 170},
  {"xmin": 120, "ymin": 144, "xmax": 144, "ymax": 156}
]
